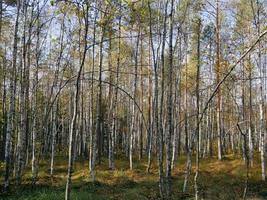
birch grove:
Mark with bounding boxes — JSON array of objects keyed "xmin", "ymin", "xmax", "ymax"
[{"xmin": 0, "ymin": 0, "xmax": 267, "ymax": 199}]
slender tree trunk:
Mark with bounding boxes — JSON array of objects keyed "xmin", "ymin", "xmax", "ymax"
[
  {"xmin": 4, "ymin": 0, "xmax": 21, "ymax": 191},
  {"xmin": 148, "ymin": 0, "xmax": 164, "ymax": 196},
  {"xmin": 158, "ymin": 0, "xmax": 169, "ymax": 196},
  {"xmin": 65, "ymin": 4, "xmax": 89, "ymax": 199},
  {"xmin": 130, "ymin": 27, "xmax": 140, "ymax": 170},
  {"xmin": 96, "ymin": 9, "xmax": 107, "ymax": 165},
  {"xmin": 216, "ymin": 0, "xmax": 222, "ymax": 161},
  {"xmin": 89, "ymin": 9, "xmax": 97, "ymax": 182},
  {"xmin": 183, "ymin": 33, "xmax": 191, "ymax": 193},
  {"xmin": 31, "ymin": 1, "xmax": 41, "ymax": 184},
  {"xmin": 109, "ymin": 5, "xmax": 121, "ymax": 170},
  {"xmin": 108, "ymin": 25, "xmax": 115, "ymax": 170},
  {"xmin": 256, "ymin": 0, "xmax": 266, "ymax": 181},
  {"xmin": 166, "ymin": 0, "xmax": 174, "ymax": 196},
  {"xmin": 248, "ymin": 56, "xmax": 253, "ymax": 166},
  {"xmin": 16, "ymin": 1, "xmax": 31, "ymax": 185},
  {"xmin": 194, "ymin": 18, "xmax": 201, "ymax": 200},
  {"xmin": 50, "ymin": 102, "xmax": 57, "ymax": 177}
]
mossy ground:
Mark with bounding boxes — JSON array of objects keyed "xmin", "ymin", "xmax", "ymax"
[{"xmin": 0, "ymin": 154, "xmax": 267, "ymax": 200}]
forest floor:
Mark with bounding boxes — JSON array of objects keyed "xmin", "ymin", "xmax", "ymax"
[{"xmin": 0, "ymin": 154, "xmax": 267, "ymax": 200}]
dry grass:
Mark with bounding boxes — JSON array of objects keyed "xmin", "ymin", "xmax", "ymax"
[{"xmin": 0, "ymin": 154, "xmax": 267, "ymax": 199}]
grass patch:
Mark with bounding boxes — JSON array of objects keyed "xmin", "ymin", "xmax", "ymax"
[{"xmin": 1, "ymin": 154, "xmax": 267, "ymax": 199}]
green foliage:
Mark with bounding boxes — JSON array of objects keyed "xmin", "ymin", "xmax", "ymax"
[{"xmin": 50, "ymin": 0, "xmax": 55, "ymax": 6}]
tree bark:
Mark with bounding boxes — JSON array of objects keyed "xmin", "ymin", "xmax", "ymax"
[
  {"xmin": 4, "ymin": 0, "xmax": 21, "ymax": 191},
  {"xmin": 65, "ymin": 3, "xmax": 89, "ymax": 199}
]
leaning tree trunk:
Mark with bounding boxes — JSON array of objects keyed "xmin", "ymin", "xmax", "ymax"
[{"xmin": 65, "ymin": 4, "xmax": 89, "ymax": 200}]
